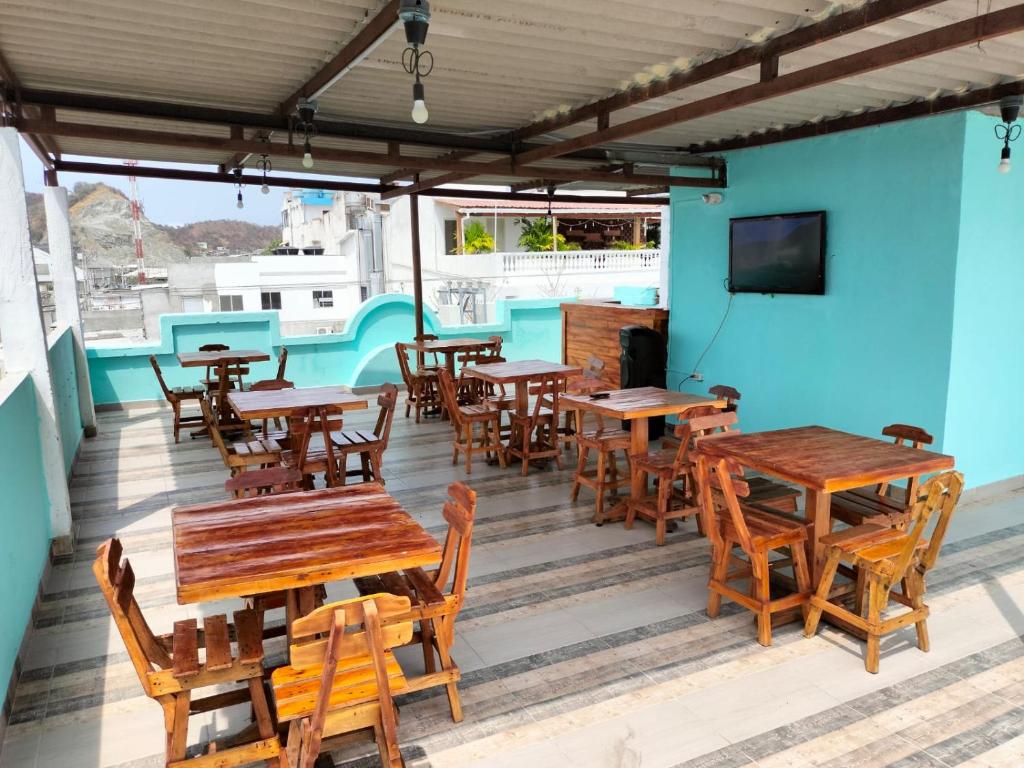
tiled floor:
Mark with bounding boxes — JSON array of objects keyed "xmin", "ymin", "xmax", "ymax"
[{"xmin": 1, "ymin": 401, "xmax": 1023, "ymax": 767}]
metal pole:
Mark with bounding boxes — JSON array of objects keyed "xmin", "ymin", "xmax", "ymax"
[{"xmin": 410, "ymin": 189, "xmax": 425, "ymax": 339}]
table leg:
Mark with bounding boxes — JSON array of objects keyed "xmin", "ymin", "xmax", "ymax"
[
  {"xmin": 805, "ymin": 488, "xmax": 831, "ymax": 584},
  {"xmin": 445, "ymin": 352, "xmax": 456, "ymax": 376},
  {"xmin": 600, "ymin": 417, "xmax": 648, "ymax": 524}
]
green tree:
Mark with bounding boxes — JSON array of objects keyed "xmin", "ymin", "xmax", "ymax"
[
  {"xmin": 261, "ymin": 237, "xmax": 283, "ymax": 254},
  {"xmin": 515, "ymin": 217, "xmax": 580, "ymax": 251},
  {"xmin": 460, "ymin": 220, "xmax": 495, "ymax": 254}
]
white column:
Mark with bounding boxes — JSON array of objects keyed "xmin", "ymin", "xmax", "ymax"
[
  {"xmin": 0, "ymin": 127, "xmax": 73, "ymax": 551},
  {"xmin": 44, "ymin": 185, "xmax": 98, "ymax": 437},
  {"xmin": 659, "ymin": 203, "xmax": 671, "ymax": 309}
]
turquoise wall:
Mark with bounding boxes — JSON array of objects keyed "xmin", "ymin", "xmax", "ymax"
[
  {"xmin": 0, "ymin": 374, "xmax": 52, "ymax": 701},
  {"xmin": 943, "ymin": 112, "xmax": 1024, "ymax": 487},
  {"xmin": 669, "ymin": 114, "xmax": 965, "ymax": 455},
  {"xmin": 48, "ymin": 326, "xmax": 83, "ymax": 475},
  {"xmin": 87, "ymin": 294, "xmax": 571, "ymax": 404}
]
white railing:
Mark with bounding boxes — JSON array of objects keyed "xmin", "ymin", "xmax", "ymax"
[{"xmin": 498, "ymin": 248, "xmax": 661, "ymax": 275}]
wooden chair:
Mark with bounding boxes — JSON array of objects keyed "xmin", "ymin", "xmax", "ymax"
[
  {"xmin": 696, "ymin": 452, "xmax": 812, "ymax": 647},
  {"xmin": 93, "ymin": 539, "xmax": 282, "ymax": 767},
  {"xmin": 271, "ymin": 594, "xmax": 413, "ymax": 768},
  {"xmin": 202, "ymin": 398, "xmax": 282, "ymax": 476},
  {"xmin": 830, "ymin": 424, "xmax": 935, "ymax": 530},
  {"xmin": 225, "ymin": 466, "xmax": 304, "ymax": 499},
  {"xmin": 149, "ymin": 355, "xmax": 205, "ymax": 443},
  {"xmin": 246, "ymin": 378, "xmax": 294, "ymax": 438},
  {"xmin": 331, "ymin": 383, "xmax": 398, "ymax": 485},
  {"xmin": 355, "ymin": 482, "xmax": 476, "ymax": 722},
  {"xmin": 626, "ymin": 421, "xmax": 701, "ymax": 544},
  {"xmin": 395, "ymin": 342, "xmax": 440, "ymax": 422},
  {"xmin": 456, "ymin": 336, "xmax": 506, "ymax": 403},
  {"xmin": 437, "ymin": 368, "xmax": 505, "ymax": 474},
  {"xmin": 805, "ymin": 471, "xmax": 964, "ymax": 673},
  {"xmin": 555, "ymin": 355, "xmax": 609, "ymax": 453},
  {"xmin": 199, "ymin": 343, "xmax": 247, "ymax": 392},
  {"xmin": 285, "ymin": 405, "xmax": 346, "ymax": 487},
  {"xmin": 510, "ymin": 375, "xmax": 563, "ymax": 476},
  {"xmin": 570, "ymin": 388, "xmax": 631, "ymax": 524},
  {"xmin": 414, "ymin": 332, "xmax": 442, "ymax": 371}
]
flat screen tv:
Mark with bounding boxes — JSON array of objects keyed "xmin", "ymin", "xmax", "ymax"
[{"xmin": 728, "ymin": 211, "xmax": 826, "ymax": 295}]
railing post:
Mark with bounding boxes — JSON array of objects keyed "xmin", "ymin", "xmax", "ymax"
[
  {"xmin": 0, "ymin": 126, "xmax": 73, "ymax": 553},
  {"xmin": 44, "ymin": 184, "xmax": 98, "ymax": 438}
]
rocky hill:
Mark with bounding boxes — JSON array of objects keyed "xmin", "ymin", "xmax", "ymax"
[{"xmin": 26, "ymin": 183, "xmax": 279, "ymax": 266}]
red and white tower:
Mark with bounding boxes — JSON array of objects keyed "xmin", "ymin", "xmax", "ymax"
[{"xmin": 125, "ymin": 160, "xmax": 146, "ymax": 284}]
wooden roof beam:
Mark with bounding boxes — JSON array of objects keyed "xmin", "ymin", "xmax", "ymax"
[
  {"xmin": 379, "ymin": 149, "xmax": 477, "ymax": 185},
  {"xmin": 401, "ymin": 3, "xmax": 1024, "ymax": 196},
  {"xmin": 511, "ymin": 0, "xmax": 948, "ymax": 143},
  {"xmin": 626, "ymin": 186, "xmax": 669, "ymax": 198},
  {"xmin": 0, "ymin": 47, "xmax": 54, "ymax": 169}
]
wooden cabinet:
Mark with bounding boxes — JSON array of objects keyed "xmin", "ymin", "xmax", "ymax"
[{"xmin": 561, "ymin": 301, "xmax": 669, "ymax": 387}]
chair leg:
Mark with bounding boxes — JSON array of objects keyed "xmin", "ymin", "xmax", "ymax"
[
  {"xmin": 369, "ymin": 451, "xmax": 383, "ymax": 485},
  {"xmin": 173, "ymin": 402, "xmax": 182, "ymax": 444},
  {"xmin": 162, "ymin": 692, "xmax": 190, "ymax": 763},
  {"xmin": 571, "ymin": 445, "xmax": 587, "ymax": 501},
  {"xmin": 804, "ymin": 548, "xmax": 842, "ymax": 637},
  {"xmin": 655, "ymin": 473, "xmax": 672, "ymax": 546},
  {"xmin": 464, "ymin": 422, "xmax": 473, "ymax": 474},
  {"xmin": 707, "ymin": 538, "xmax": 730, "ymax": 618},
  {"xmin": 907, "ymin": 571, "xmax": 930, "ymax": 653},
  {"xmin": 520, "ymin": 421, "xmax": 531, "ymax": 477},
  {"xmin": 420, "ymin": 618, "xmax": 437, "ymax": 674},
  {"xmin": 434, "ymin": 617, "xmax": 464, "ymax": 723},
  {"xmin": 755, "ymin": 552, "xmax": 773, "ymax": 646},
  {"xmin": 791, "ymin": 543, "xmax": 812, "ymax": 622},
  {"xmin": 865, "ymin": 577, "xmax": 884, "ymax": 674}
]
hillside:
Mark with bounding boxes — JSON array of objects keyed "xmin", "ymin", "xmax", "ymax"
[{"xmin": 26, "ymin": 182, "xmax": 279, "ymax": 266}]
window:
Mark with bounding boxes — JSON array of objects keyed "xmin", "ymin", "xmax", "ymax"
[
  {"xmin": 313, "ymin": 289, "xmax": 334, "ymax": 308},
  {"xmin": 261, "ymin": 291, "xmax": 282, "ymax": 310},
  {"xmin": 444, "ymin": 219, "xmax": 458, "ymax": 254},
  {"xmin": 219, "ymin": 294, "xmax": 243, "ymax": 312},
  {"xmin": 359, "ymin": 286, "xmax": 369, "ymax": 302}
]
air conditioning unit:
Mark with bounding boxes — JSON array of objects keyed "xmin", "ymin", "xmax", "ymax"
[{"xmin": 316, "ymin": 326, "xmax": 332, "ymax": 335}]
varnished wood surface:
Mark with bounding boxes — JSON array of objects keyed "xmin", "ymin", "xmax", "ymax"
[
  {"xmin": 561, "ymin": 387, "xmax": 725, "ymax": 421},
  {"xmin": 410, "ymin": 338, "xmax": 493, "ymax": 353},
  {"xmin": 463, "ymin": 359, "xmax": 582, "ymax": 385},
  {"xmin": 172, "ymin": 484, "xmax": 441, "ymax": 604},
  {"xmin": 695, "ymin": 426, "xmax": 955, "ymax": 493},
  {"xmin": 227, "ymin": 386, "xmax": 368, "ymax": 421},
  {"xmin": 177, "ymin": 349, "xmax": 270, "ymax": 367}
]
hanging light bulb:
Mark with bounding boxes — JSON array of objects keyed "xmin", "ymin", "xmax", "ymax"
[
  {"xmin": 258, "ymin": 153, "xmax": 271, "ymax": 193},
  {"xmin": 236, "ymin": 189, "xmax": 244, "ymax": 209},
  {"xmin": 994, "ymin": 95, "xmax": 1021, "ymax": 175},
  {"xmin": 302, "ymin": 137, "xmax": 314, "ymax": 169},
  {"xmin": 411, "ymin": 81, "xmax": 429, "ymax": 124},
  {"xmin": 998, "ymin": 145, "xmax": 1012, "ymax": 174},
  {"xmin": 261, "ymin": 182, "xmax": 271, "ymax": 194}
]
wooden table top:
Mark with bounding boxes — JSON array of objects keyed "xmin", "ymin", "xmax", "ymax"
[
  {"xmin": 695, "ymin": 426, "xmax": 955, "ymax": 493},
  {"xmin": 227, "ymin": 386, "xmax": 368, "ymax": 420},
  {"xmin": 561, "ymin": 387, "xmax": 725, "ymax": 420},
  {"xmin": 172, "ymin": 484, "xmax": 442, "ymax": 603},
  {"xmin": 464, "ymin": 359, "xmax": 583, "ymax": 384},
  {"xmin": 177, "ymin": 349, "xmax": 271, "ymax": 367},
  {"xmin": 411, "ymin": 337, "xmax": 494, "ymax": 353}
]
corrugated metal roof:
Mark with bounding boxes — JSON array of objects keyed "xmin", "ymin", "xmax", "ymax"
[{"xmin": 2, "ymin": 0, "xmax": 1022, "ymax": 187}]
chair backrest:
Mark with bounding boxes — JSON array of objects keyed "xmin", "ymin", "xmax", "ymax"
[
  {"xmin": 276, "ymin": 346, "xmax": 289, "ymax": 380},
  {"xmin": 487, "ymin": 335, "xmax": 504, "ymax": 359},
  {"xmin": 670, "ymin": 421, "xmax": 695, "ymax": 471},
  {"xmin": 433, "ymin": 483, "xmax": 477, "ymax": 606},
  {"xmin": 373, "ymin": 383, "xmax": 399, "ymax": 450},
  {"xmin": 415, "ymin": 333, "xmax": 441, "ymax": 366},
  {"xmin": 708, "ymin": 384, "xmax": 741, "ymax": 412},
  {"xmin": 199, "ymin": 343, "xmax": 230, "ymax": 352},
  {"xmin": 688, "ymin": 409, "xmax": 739, "ymax": 439},
  {"xmin": 92, "ymin": 539, "xmax": 171, "ymax": 696},
  {"xmin": 877, "ymin": 423, "xmax": 935, "ymax": 503},
  {"xmin": 531, "ymin": 375, "xmax": 562, "ymax": 424},
  {"xmin": 288, "ymin": 594, "xmax": 413, "ymax": 768},
  {"xmin": 287, "ymin": 405, "xmax": 345, "ymax": 485},
  {"xmin": 149, "ymin": 355, "xmax": 174, "ymax": 402},
  {"xmin": 200, "ymin": 397, "xmax": 236, "ymax": 467},
  {"xmin": 394, "ymin": 342, "xmax": 415, "ymax": 391},
  {"xmin": 249, "ymin": 378, "xmax": 294, "ymax": 392},
  {"xmin": 436, "ymin": 368, "xmax": 463, "ymax": 430},
  {"xmin": 884, "ymin": 470, "xmax": 964, "ymax": 586},
  {"xmin": 694, "ymin": 453, "xmax": 756, "ymax": 564}
]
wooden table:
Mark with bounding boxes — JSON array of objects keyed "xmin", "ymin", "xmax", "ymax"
[
  {"xmin": 561, "ymin": 387, "xmax": 725, "ymax": 522},
  {"xmin": 227, "ymin": 386, "xmax": 368, "ymax": 421},
  {"xmin": 172, "ymin": 484, "xmax": 441, "ymax": 617},
  {"xmin": 177, "ymin": 349, "xmax": 271, "ymax": 368},
  {"xmin": 464, "ymin": 359, "xmax": 583, "ymax": 417},
  {"xmin": 411, "ymin": 337, "xmax": 496, "ymax": 374},
  {"xmin": 694, "ymin": 426, "xmax": 955, "ymax": 583}
]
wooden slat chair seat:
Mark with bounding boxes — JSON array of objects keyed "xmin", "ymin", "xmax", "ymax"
[
  {"xmin": 202, "ymin": 399, "xmax": 283, "ymax": 476},
  {"xmin": 271, "ymin": 594, "xmax": 414, "ymax": 768},
  {"xmin": 225, "ymin": 466, "xmax": 304, "ymax": 499},
  {"xmin": 149, "ymin": 356, "xmax": 206, "ymax": 444},
  {"xmin": 93, "ymin": 539, "xmax": 282, "ymax": 767},
  {"xmin": 330, "ymin": 384, "xmax": 398, "ymax": 485},
  {"xmin": 806, "ymin": 471, "xmax": 964, "ymax": 673},
  {"xmin": 352, "ymin": 482, "xmax": 475, "ymax": 723},
  {"xmin": 395, "ymin": 342, "xmax": 441, "ymax": 422},
  {"xmin": 830, "ymin": 424, "xmax": 936, "ymax": 531},
  {"xmin": 696, "ymin": 454, "xmax": 812, "ymax": 647},
  {"xmin": 437, "ymin": 369, "xmax": 505, "ymax": 474}
]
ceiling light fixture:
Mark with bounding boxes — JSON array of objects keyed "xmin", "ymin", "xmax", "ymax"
[
  {"xmin": 233, "ymin": 167, "xmax": 244, "ymax": 209},
  {"xmin": 295, "ymin": 98, "xmax": 319, "ymax": 169},
  {"xmin": 399, "ymin": 0, "xmax": 433, "ymax": 124},
  {"xmin": 995, "ymin": 95, "xmax": 1021, "ymax": 174},
  {"xmin": 257, "ymin": 154, "xmax": 272, "ymax": 194}
]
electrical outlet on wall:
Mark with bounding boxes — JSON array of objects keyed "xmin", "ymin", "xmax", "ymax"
[{"xmin": 691, "ymin": 373, "xmax": 704, "ymax": 382}]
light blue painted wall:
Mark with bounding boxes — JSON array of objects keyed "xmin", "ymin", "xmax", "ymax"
[
  {"xmin": 48, "ymin": 327, "xmax": 83, "ymax": 475},
  {"xmin": 87, "ymin": 294, "xmax": 572, "ymax": 404},
  {"xmin": 669, "ymin": 114, "xmax": 966, "ymax": 456},
  {"xmin": 0, "ymin": 373, "xmax": 52, "ymax": 701},
  {"xmin": 943, "ymin": 112, "xmax": 1024, "ymax": 487}
]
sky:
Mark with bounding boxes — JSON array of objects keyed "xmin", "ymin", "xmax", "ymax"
[{"xmin": 19, "ymin": 139, "xmax": 292, "ymax": 227}]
